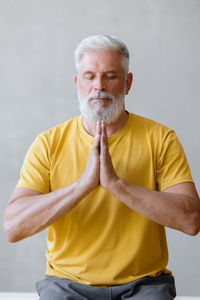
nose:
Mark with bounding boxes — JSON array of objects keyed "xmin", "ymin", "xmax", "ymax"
[{"xmin": 94, "ymin": 76, "xmax": 105, "ymax": 91}]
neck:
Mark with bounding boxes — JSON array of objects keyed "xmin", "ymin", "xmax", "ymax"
[{"xmin": 82, "ymin": 110, "xmax": 129, "ymax": 137}]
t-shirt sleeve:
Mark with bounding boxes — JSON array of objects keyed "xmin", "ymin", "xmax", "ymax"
[
  {"xmin": 16, "ymin": 134, "xmax": 50, "ymax": 194},
  {"xmin": 156, "ymin": 130, "xmax": 194, "ymax": 191}
]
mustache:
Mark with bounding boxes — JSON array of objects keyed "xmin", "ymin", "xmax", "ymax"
[{"xmin": 87, "ymin": 91, "xmax": 115, "ymax": 102}]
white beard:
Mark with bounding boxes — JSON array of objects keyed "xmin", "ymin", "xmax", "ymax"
[{"xmin": 78, "ymin": 90, "xmax": 125, "ymax": 125}]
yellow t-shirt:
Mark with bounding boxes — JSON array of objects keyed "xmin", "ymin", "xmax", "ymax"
[{"xmin": 17, "ymin": 113, "xmax": 193, "ymax": 286}]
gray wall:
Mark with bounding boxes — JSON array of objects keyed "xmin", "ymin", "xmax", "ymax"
[{"xmin": 0, "ymin": 0, "xmax": 199, "ymax": 296}]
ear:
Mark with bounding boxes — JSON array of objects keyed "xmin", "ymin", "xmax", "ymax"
[
  {"xmin": 125, "ymin": 72, "xmax": 133, "ymax": 95},
  {"xmin": 74, "ymin": 74, "xmax": 78, "ymax": 87}
]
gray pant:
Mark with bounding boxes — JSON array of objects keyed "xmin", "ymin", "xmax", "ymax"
[{"xmin": 36, "ymin": 274, "xmax": 176, "ymax": 300}]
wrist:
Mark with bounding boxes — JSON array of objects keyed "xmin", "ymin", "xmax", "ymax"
[
  {"xmin": 103, "ymin": 175, "xmax": 121, "ymax": 194},
  {"xmin": 77, "ymin": 176, "xmax": 95, "ymax": 196}
]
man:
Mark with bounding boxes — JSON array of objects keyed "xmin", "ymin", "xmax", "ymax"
[{"xmin": 4, "ymin": 35, "xmax": 200, "ymax": 299}]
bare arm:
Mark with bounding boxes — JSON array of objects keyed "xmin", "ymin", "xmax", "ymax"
[
  {"xmin": 107, "ymin": 180, "xmax": 200, "ymax": 235},
  {"xmin": 3, "ymin": 123, "xmax": 101, "ymax": 243},
  {"xmin": 100, "ymin": 121, "xmax": 200, "ymax": 236},
  {"xmin": 4, "ymin": 121, "xmax": 200, "ymax": 242},
  {"xmin": 4, "ymin": 183, "xmax": 87, "ymax": 243}
]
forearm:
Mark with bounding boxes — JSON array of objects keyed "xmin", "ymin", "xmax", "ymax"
[
  {"xmin": 108, "ymin": 179, "xmax": 200, "ymax": 235},
  {"xmin": 4, "ymin": 179, "xmax": 89, "ymax": 242},
  {"xmin": 4, "ymin": 125, "xmax": 101, "ymax": 243}
]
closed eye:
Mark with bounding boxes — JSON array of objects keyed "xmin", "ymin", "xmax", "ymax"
[
  {"xmin": 104, "ymin": 75, "xmax": 118, "ymax": 79},
  {"xmin": 104, "ymin": 71, "xmax": 120, "ymax": 79},
  {"xmin": 84, "ymin": 75, "xmax": 94, "ymax": 80}
]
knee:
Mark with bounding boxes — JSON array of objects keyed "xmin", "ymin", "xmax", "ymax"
[{"xmin": 37, "ymin": 281, "xmax": 67, "ymax": 300}]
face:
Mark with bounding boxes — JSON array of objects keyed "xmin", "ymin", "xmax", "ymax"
[{"xmin": 75, "ymin": 50, "xmax": 133, "ymax": 124}]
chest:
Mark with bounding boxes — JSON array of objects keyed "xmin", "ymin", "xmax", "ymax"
[{"xmin": 50, "ymin": 133, "xmax": 157, "ymax": 191}]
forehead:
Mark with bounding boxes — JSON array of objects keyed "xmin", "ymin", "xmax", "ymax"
[{"xmin": 79, "ymin": 50, "xmax": 123, "ymax": 73}]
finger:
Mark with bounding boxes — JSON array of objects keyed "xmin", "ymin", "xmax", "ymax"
[
  {"xmin": 100, "ymin": 121, "xmax": 109, "ymax": 157},
  {"xmin": 101, "ymin": 121, "xmax": 108, "ymax": 148},
  {"xmin": 96, "ymin": 120, "xmax": 101, "ymax": 136},
  {"xmin": 92, "ymin": 121, "xmax": 100, "ymax": 150},
  {"xmin": 101, "ymin": 120, "xmax": 107, "ymax": 138}
]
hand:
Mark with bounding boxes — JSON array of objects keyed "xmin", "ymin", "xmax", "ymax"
[
  {"xmin": 100, "ymin": 121, "xmax": 119, "ymax": 191},
  {"xmin": 79, "ymin": 122, "xmax": 101, "ymax": 192}
]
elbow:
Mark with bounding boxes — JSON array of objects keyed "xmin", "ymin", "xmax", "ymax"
[
  {"xmin": 3, "ymin": 207, "xmax": 26, "ymax": 243},
  {"xmin": 3, "ymin": 221, "xmax": 22, "ymax": 243},
  {"xmin": 184, "ymin": 211, "xmax": 200, "ymax": 236}
]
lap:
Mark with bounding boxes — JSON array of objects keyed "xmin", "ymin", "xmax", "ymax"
[
  {"xmin": 113, "ymin": 274, "xmax": 176, "ymax": 300},
  {"xmin": 36, "ymin": 276, "xmax": 107, "ymax": 300},
  {"xmin": 36, "ymin": 274, "xmax": 176, "ymax": 300}
]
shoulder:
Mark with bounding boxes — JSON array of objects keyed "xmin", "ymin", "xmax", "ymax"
[
  {"xmin": 29, "ymin": 116, "xmax": 81, "ymax": 156},
  {"xmin": 129, "ymin": 113, "xmax": 174, "ymax": 136},
  {"xmin": 38, "ymin": 115, "xmax": 81, "ymax": 142},
  {"xmin": 128, "ymin": 113, "xmax": 179, "ymax": 150},
  {"xmin": 41, "ymin": 115, "xmax": 80, "ymax": 136}
]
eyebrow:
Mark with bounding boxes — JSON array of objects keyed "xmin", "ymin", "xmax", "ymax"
[
  {"xmin": 83, "ymin": 71, "xmax": 94, "ymax": 75},
  {"xmin": 104, "ymin": 70, "xmax": 119, "ymax": 74},
  {"xmin": 83, "ymin": 70, "xmax": 119, "ymax": 75}
]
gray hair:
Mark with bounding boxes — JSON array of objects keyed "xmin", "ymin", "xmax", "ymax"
[{"xmin": 74, "ymin": 34, "xmax": 129, "ymax": 73}]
